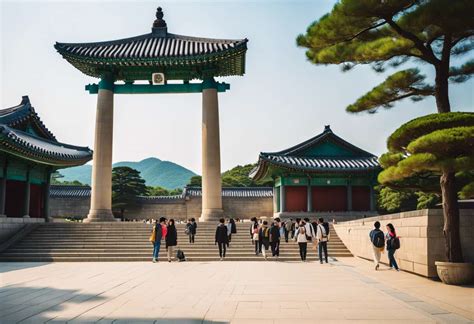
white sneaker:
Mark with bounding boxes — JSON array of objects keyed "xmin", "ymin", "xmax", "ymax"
[
  {"xmin": 152, "ymin": 258, "xmax": 156, "ymax": 263},
  {"xmin": 220, "ymin": 257, "xmax": 223, "ymax": 261}
]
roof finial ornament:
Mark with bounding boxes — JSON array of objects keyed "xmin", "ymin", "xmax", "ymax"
[
  {"xmin": 153, "ymin": 7, "xmax": 167, "ymax": 28},
  {"xmin": 324, "ymin": 125, "xmax": 332, "ymax": 132}
]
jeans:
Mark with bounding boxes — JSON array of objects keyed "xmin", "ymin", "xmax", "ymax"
[
  {"xmin": 271, "ymin": 240, "xmax": 280, "ymax": 256},
  {"xmin": 298, "ymin": 242, "xmax": 307, "ymax": 261},
  {"xmin": 254, "ymin": 240, "xmax": 262, "ymax": 254},
  {"xmin": 189, "ymin": 234, "xmax": 195, "ymax": 243},
  {"xmin": 372, "ymin": 245, "xmax": 382, "ymax": 266},
  {"xmin": 153, "ymin": 241, "xmax": 161, "ymax": 260},
  {"xmin": 388, "ymin": 249, "xmax": 399, "ymax": 270},
  {"xmin": 318, "ymin": 241, "xmax": 328, "ymax": 263},
  {"xmin": 218, "ymin": 242, "xmax": 227, "ymax": 258}
]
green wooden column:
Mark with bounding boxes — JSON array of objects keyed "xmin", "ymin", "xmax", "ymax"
[
  {"xmin": 279, "ymin": 185, "xmax": 286, "ymax": 213},
  {"xmin": 347, "ymin": 183, "xmax": 352, "ymax": 211},
  {"xmin": 23, "ymin": 169, "xmax": 31, "ymax": 218},
  {"xmin": 0, "ymin": 162, "xmax": 6, "ymax": 217},
  {"xmin": 44, "ymin": 170, "xmax": 51, "ymax": 222},
  {"xmin": 307, "ymin": 180, "xmax": 312, "ymax": 212},
  {"xmin": 369, "ymin": 185, "xmax": 375, "ymax": 211}
]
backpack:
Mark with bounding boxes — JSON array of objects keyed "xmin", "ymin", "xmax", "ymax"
[
  {"xmin": 263, "ymin": 228, "xmax": 270, "ymax": 239},
  {"xmin": 371, "ymin": 230, "xmax": 385, "ymax": 248},
  {"xmin": 184, "ymin": 224, "xmax": 190, "ymax": 235},
  {"xmin": 176, "ymin": 249, "xmax": 186, "ymax": 261},
  {"xmin": 391, "ymin": 237, "xmax": 401, "ymax": 250}
]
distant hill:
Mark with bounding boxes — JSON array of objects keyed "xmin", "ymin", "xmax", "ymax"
[{"xmin": 59, "ymin": 157, "xmax": 197, "ymax": 190}]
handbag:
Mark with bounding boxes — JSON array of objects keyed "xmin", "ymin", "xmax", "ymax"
[{"xmin": 149, "ymin": 226, "xmax": 156, "ymax": 243}]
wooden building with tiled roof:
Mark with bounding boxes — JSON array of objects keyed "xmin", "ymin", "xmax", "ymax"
[
  {"xmin": 250, "ymin": 126, "xmax": 381, "ymax": 218},
  {"xmin": 0, "ymin": 96, "xmax": 92, "ymax": 219}
]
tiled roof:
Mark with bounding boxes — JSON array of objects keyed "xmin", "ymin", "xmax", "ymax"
[
  {"xmin": 54, "ymin": 8, "xmax": 248, "ymax": 80},
  {"xmin": 0, "ymin": 96, "xmax": 56, "ymax": 141},
  {"xmin": 0, "ymin": 97, "xmax": 93, "ymax": 167},
  {"xmin": 50, "ymin": 185, "xmax": 91, "ymax": 198},
  {"xmin": 50, "ymin": 186, "xmax": 273, "ymax": 200},
  {"xmin": 250, "ymin": 125, "xmax": 381, "ymax": 180},
  {"xmin": 185, "ymin": 186, "xmax": 273, "ymax": 198}
]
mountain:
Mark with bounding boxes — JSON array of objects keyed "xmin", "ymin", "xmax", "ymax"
[{"xmin": 59, "ymin": 157, "xmax": 197, "ymax": 190}]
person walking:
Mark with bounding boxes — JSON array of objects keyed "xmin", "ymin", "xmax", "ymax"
[
  {"xmin": 386, "ymin": 223, "xmax": 400, "ymax": 271},
  {"xmin": 150, "ymin": 217, "xmax": 167, "ymax": 263},
  {"xmin": 294, "ymin": 218, "xmax": 301, "ymax": 239},
  {"xmin": 369, "ymin": 221, "xmax": 385, "ymax": 270},
  {"xmin": 316, "ymin": 217, "xmax": 329, "ymax": 264},
  {"xmin": 166, "ymin": 219, "xmax": 177, "ymax": 262},
  {"xmin": 289, "ymin": 219, "xmax": 295, "ymax": 239},
  {"xmin": 295, "ymin": 221, "xmax": 308, "ymax": 261},
  {"xmin": 259, "ymin": 221, "xmax": 271, "ymax": 260},
  {"xmin": 185, "ymin": 218, "xmax": 197, "ymax": 244},
  {"xmin": 285, "ymin": 219, "xmax": 292, "ymax": 242},
  {"xmin": 270, "ymin": 219, "xmax": 281, "ymax": 258},
  {"xmin": 215, "ymin": 218, "xmax": 229, "ymax": 261},
  {"xmin": 251, "ymin": 221, "xmax": 260, "ymax": 255}
]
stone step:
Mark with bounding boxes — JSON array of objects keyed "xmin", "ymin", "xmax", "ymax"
[{"xmin": 0, "ymin": 222, "xmax": 351, "ymax": 262}]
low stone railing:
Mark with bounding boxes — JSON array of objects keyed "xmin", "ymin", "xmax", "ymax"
[{"xmin": 333, "ymin": 209, "xmax": 474, "ymax": 278}]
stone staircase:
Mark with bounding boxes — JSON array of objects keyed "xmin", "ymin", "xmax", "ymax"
[{"xmin": 0, "ymin": 222, "xmax": 351, "ymax": 262}]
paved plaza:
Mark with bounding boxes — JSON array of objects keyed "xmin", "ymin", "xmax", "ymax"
[{"xmin": 0, "ymin": 258, "xmax": 473, "ymax": 323}]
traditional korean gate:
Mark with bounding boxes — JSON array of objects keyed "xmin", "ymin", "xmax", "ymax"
[{"xmin": 55, "ymin": 7, "xmax": 248, "ymax": 222}]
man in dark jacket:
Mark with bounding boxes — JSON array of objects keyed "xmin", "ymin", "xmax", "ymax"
[
  {"xmin": 269, "ymin": 219, "xmax": 281, "ymax": 258},
  {"xmin": 215, "ymin": 218, "xmax": 229, "ymax": 260}
]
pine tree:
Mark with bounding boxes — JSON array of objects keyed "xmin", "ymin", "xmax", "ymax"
[{"xmin": 112, "ymin": 167, "xmax": 147, "ymax": 220}]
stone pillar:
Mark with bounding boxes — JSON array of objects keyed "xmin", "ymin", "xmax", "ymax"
[
  {"xmin": 200, "ymin": 79, "xmax": 223, "ymax": 222},
  {"xmin": 307, "ymin": 181, "xmax": 312, "ymax": 212},
  {"xmin": 23, "ymin": 169, "xmax": 30, "ymax": 218},
  {"xmin": 279, "ymin": 185, "xmax": 286, "ymax": 213},
  {"xmin": 44, "ymin": 171, "xmax": 51, "ymax": 222},
  {"xmin": 86, "ymin": 78, "xmax": 116, "ymax": 222},
  {"xmin": 369, "ymin": 185, "xmax": 375, "ymax": 211},
  {"xmin": 0, "ymin": 162, "xmax": 7, "ymax": 217},
  {"xmin": 347, "ymin": 183, "xmax": 352, "ymax": 211}
]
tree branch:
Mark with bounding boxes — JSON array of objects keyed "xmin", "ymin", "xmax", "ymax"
[
  {"xmin": 384, "ymin": 17, "xmax": 440, "ymax": 65},
  {"xmin": 342, "ymin": 20, "xmax": 386, "ymax": 42}
]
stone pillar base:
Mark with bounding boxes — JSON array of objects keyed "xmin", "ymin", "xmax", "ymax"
[
  {"xmin": 0, "ymin": 214, "xmax": 6, "ymax": 218},
  {"xmin": 23, "ymin": 215, "xmax": 30, "ymax": 218},
  {"xmin": 199, "ymin": 209, "xmax": 224, "ymax": 222},
  {"xmin": 84, "ymin": 209, "xmax": 116, "ymax": 223}
]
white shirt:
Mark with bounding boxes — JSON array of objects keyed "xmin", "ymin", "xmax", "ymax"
[
  {"xmin": 304, "ymin": 223, "xmax": 316, "ymax": 238},
  {"xmin": 316, "ymin": 223, "xmax": 328, "ymax": 242}
]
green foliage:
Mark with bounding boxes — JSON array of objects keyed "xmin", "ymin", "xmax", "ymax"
[
  {"xmin": 347, "ymin": 69, "xmax": 433, "ymax": 113},
  {"xmin": 51, "ymin": 171, "xmax": 84, "ymax": 186},
  {"xmin": 387, "ymin": 112, "xmax": 474, "ymax": 152},
  {"xmin": 147, "ymin": 186, "xmax": 182, "ymax": 196},
  {"xmin": 416, "ymin": 192, "xmax": 440, "ymax": 209},
  {"xmin": 187, "ymin": 164, "xmax": 274, "ymax": 187},
  {"xmin": 378, "ymin": 186, "xmax": 417, "ymax": 213},
  {"xmin": 378, "ymin": 113, "xmax": 474, "ymax": 200},
  {"xmin": 112, "ymin": 167, "xmax": 147, "ymax": 218},
  {"xmin": 297, "ymin": 0, "xmax": 474, "ymax": 113}
]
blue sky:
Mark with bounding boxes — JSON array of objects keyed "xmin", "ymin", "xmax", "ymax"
[{"xmin": 1, "ymin": 0, "xmax": 472, "ymax": 174}]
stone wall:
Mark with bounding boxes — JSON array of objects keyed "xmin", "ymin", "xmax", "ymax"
[
  {"xmin": 333, "ymin": 209, "xmax": 474, "ymax": 278},
  {"xmin": 50, "ymin": 196, "xmax": 273, "ymax": 221}
]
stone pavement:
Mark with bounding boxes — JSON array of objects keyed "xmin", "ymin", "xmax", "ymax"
[{"xmin": 0, "ymin": 258, "xmax": 472, "ymax": 323}]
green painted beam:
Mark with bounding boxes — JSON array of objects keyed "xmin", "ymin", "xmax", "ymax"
[{"xmin": 85, "ymin": 82, "xmax": 230, "ymax": 94}]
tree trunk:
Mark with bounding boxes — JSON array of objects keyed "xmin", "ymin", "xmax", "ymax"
[
  {"xmin": 434, "ymin": 65, "xmax": 451, "ymax": 113},
  {"xmin": 120, "ymin": 208, "xmax": 124, "ymax": 221},
  {"xmin": 440, "ymin": 170, "xmax": 463, "ymax": 263}
]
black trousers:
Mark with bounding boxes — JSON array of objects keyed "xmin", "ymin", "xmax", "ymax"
[
  {"xmin": 218, "ymin": 242, "xmax": 227, "ymax": 258},
  {"xmin": 271, "ymin": 240, "xmax": 280, "ymax": 256},
  {"xmin": 284, "ymin": 230, "xmax": 289, "ymax": 243},
  {"xmin": 298, "ymin": 242, "xmax": 307, "ymax": 261},
  {"xmin": 228, "ymin": 234, "xmax": 232, "ymax": 242},
  {"xmin": 318, "ymin": 241, "xmax": 328, "ymax": 262},
  {"xmin": 189, "ymin": 234, "xmax": 195, "ymax": 243}
]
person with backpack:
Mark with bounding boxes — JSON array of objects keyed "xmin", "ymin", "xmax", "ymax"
[
  {"xmin": 289, "ymin": 219, "xmax": 295, "ymax": 239},
  {"xmin": 303, "ymin": 218, "xmax": 316, "ymax": 243},
  {"xmin": 259, "ymin": 221, "xmax": 271, "ymax": 260},
  {"xmin": 386, "ymin": 223, "xmax": 400, "ymax": 271},
  {"xmin": 166, "ymin": 219, "xmax": 177, "ymax": 262},
  {"xmin": 269, "ymin": 219, "xmax": 281, "ymax": 258},
  {"xmin": 150, "ymin": 217, "xmax": 167, "ymax": 263},
  {"xmin": 294, "ymin": 218, "xmax": 301, "ymax": 239},
  {"xmin": 215, "ymin": 218, "xmax": 229, "ymax": 261},
  {"xmin": 295, "ymin": 220, "xmax": 308, "ymax": 261},
  {"xmin": 316, "ymin": 217, "xmax": 329, "ymax": 264},
  {"xmin": 229, "ymin": 218, "xmax": 237, "ymax": 242},
  {"xmin": 284, "ymin": 220, "xmax": 292, "ymax": 243},
  {"xmin": 369, "ymin": 221, "xmax": 385, "ymax": 270}
]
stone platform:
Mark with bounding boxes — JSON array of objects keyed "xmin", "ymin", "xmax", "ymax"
[{"xmin": 0, "ymin": 258, "xmax": 472, "ymax": 323}]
